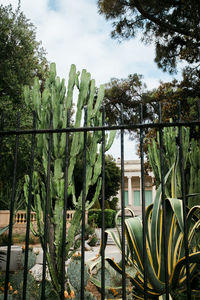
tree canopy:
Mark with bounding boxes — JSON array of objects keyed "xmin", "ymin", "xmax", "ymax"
[
  {"xmin": 0, "ymin": 3, "xmax": 48, "ymax": 209},
  {"xmin": 98, "ymin": 0, "xmax": 200, "ymax": 73},
  {"xmin": 103, "ymin": 73, "xmax": 155, "ymax": 138},
  {"xmin": 73, "ymin": 154, "xmax": 120, "ymax": 209},
  {"xmin": 0, "ymin": 3, "xmax": 48, "ymax": 113}
]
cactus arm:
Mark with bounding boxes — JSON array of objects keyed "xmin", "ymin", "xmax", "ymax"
[
  {"xmin": 66, "ymin": 64, "xmax": 76, "ymax": 109},
  {"xmin": 65, "ymin": 210, "xmax": 82, "ymax": 258},
  {"xmin": 87, "ymin": 79, "xmax": 96, "ymax": 124},
  {"xmin": 46, "ymin": 252, "xmax": 61, "ymax": 292},
  {"xmin": 92, "ymin": 84, "xmax": 104, "ymax": 118},
  {"xmin": 86, "ymin": 178, "xmax": 102, "ymax": 210},
  {"xmin": 105, "ymin": 130, "xmax": 117, "ymax": 151}
]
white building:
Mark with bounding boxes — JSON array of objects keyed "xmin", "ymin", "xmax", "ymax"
[{"xmin": 116, "ymin": 159, "xmax": 156, "ymax": 216}]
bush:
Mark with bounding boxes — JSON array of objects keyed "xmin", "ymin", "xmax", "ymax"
[
  {"xmin": 88, "ymin": 209, "xmax": 116, "ymax": 228},
  {"xmin": 109, "ymin": 197, "xmax": 119, "ymax": 211}
]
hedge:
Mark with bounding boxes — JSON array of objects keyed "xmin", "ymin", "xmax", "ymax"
[{"xmin": 88, "ymin": 209, "xmax": 116, "ymax": 228}]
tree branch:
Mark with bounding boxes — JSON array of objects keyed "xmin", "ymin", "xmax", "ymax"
[{"xmin": 133, "ymin": 0, "xmax": 200, "ymax": 40}]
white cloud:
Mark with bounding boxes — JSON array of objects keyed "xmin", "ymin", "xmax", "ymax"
[
  {"xmin": 1, "ymin": 0, "xmax": 179, "ymax": 159},
  {"xmin": 1, "ymin": 0, "xmax": 175, "ymax": 89}
]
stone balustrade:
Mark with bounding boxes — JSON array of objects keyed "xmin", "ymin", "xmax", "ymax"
[{"xmin": 0, "ymin": 210, "xmax": 87, "ymax": 234}]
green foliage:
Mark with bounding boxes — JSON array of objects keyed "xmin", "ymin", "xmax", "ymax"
[
  {"xmin": 88, "ymin": 209, "xmax": 116, "ymax": 228},
  {"xmin": 9, "ymin": 270, "xmax": 39, "ymax": 300},
  {"xmin": 0, "ymin": 3, "xmax": 48, "ymax": 210},
  {"xmin": 0, "ymin": 295, "xmax": 13, "ymax": 300},
  {"xmin": 103, "ymin": 75, "xmax": 153, "ymax": 137},
  {"xmin": 67, "ymin": 256, "xmax": 89, "ymax": 291},
  {"xmin": 109, "ymin": 197, "xmax": 119, "ymax": 211},
  {"xmin": 98, "ymin": 0, "xmax": 200, "ymax": 73},
  {"xmin": 73, "ymin": 154, "xmax": 120, "ymax": 206},
  {"xmin": 91, "ymin": 200, "xmax": 101, "ymax": 209},
  {"xmin": 67, "ymin": 256, "xmax": 97, "ymax": 300},
  {"xmin": 103, "ymin": 156, "xmax": 121, "ymax": 202},
  {"xmin": 73, "ymin": 291, "xmax": 97, "ymax": 300},
  {"xmin": 145, "ymin": 79, "xmax": 200, "ymax": 124},
  {"xmin": 21, "ymin": 249, "xmax": 37, "ymax": 271},
  {"xmin": 38, "ymin": 281, "xmax": 60, "ymax": 300},
  {"xmin": 87, "ymin": 235, "xmax": 98, "ymax": 247},
  {"xmin": 23, "ymin": 63, "xmax": 116, "ymax": 295},
  {"xmin": 0, "ymin": 4, "xmax": 47, "ymax": 104},
  {"xmin": 148, "ymin": 125, "xmax": 200, "ymax": 207},
  {"xmin": 88, "ymin": 257, "xmax": 123, "ymax": 297},
  {"xmin": 106, "ymin": 157, "xmax": 200, "ymax": 298}
]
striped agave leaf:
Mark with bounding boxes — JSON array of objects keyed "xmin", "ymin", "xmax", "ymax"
[{"xmin": 106, "ymin": 161, "xmax": 200, "ymax": 299}]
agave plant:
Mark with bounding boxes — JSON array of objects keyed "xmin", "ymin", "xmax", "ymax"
[{"xmin": 105, "ymin": 159, "xmax": 200, "ymax": 299}]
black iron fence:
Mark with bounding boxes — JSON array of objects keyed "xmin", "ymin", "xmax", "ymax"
[{"xmin": 0, "ymin": 102, "xmax": 200, "ymax": 300}]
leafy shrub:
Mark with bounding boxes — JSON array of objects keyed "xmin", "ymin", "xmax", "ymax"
[
  {"xmin": 109, "ymin": 197, "xmax": 119, "ymax": 211},
  {"xmin": 88, "ymin": 209, "xmax": 116, "ymax": 228}
]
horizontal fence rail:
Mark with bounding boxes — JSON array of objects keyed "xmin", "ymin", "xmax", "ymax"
[{"xmin": 0, "ymin": 102, "xmax": 200, "ymax": 300}]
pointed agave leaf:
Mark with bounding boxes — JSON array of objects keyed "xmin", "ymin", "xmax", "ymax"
[
  {"xmin": 170, "ymin": 252, "xmax": 200, "ymax": 290},
  {"xmin": 105, "ymin": 228, "xmax": 122, "ymax": 252},
  {"xmin": 125, "ymin": 217, "xmax": 143, "ymax": 270},
  {"xmin": 151, "ymin": 165, "xmax": 174, "ymax": 273},
  {"xmin": 167, "ymin": 198, "xmax": 183, "ymax": 232},
  {"xmin": 0, "ymin": 225, "xmax": 9, "ymax": 235}
]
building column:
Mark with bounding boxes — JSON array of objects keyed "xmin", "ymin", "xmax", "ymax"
[{"xmin": 127, "ymin": 176, "xmax": 132, "ymax": 206}]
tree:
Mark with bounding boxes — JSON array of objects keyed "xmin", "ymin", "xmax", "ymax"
[
  {"xmin": 104, "ymin": 155, "xmax": 120, "ymax": 201},
  {"xmin": 103, "ymin": 73, "xmax": 155, "ymax": 138},
  {"xmin": 0, "ymin": 3, "xmax": 48, "ymax": 111},
  {"xmin": 98, "ymin": 0, "xmax": 200, "ymax": 73},
  {"xmin": 0, "ymin": 3, "xmax": 48, "ymax": 209},
  {"xmin": 74, "ymin": 154, "xmax": 120, "ymax": 207}
]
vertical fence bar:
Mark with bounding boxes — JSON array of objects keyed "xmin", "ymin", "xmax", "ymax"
[
  {"xmin": 158, "ymin": 104, "xmax": 169, "ymax": 299},
  {"xmin": 101, "ymin": 106, "xmax": 105, "ymax": 300},
  {"xmin": 41, "ymin": 111, "xmax": 53, "ymax": 299},
  {"xmin": 197, "ymin": 100, "xmax": 200, "ymax": 120},
  {"xmin": 4, "ymin": 113, "xmax": 20, "ymax": 300},
  {"xmin": 61, "ymin": 109, "xmax": 70, "ymax": 300},
  {"xmin": 197, "ymin": 100, "xmax": 200, "ymax": 138},
  {"xmin": 178, "ymin": 102, "xmax": 191, "ymax": 299},
  {"xmin": 81, "ymin": 107, "xmax": 87, "ymax": 300},
  {"xmin": 120, "ymin": 104, "xmax": 126, "ymax": 300},
  {"xmin": 139, "ymin": 104, "xmax": 147, "ymax": 299},
  {"xmin": 22, "ymin": 112, "xmax": 36, "ymax": 300},
  {"xmin": 0, "ymin": 113, "xmax": 4, "ymax": 163}
]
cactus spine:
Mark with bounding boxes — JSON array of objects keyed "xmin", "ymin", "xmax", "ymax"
[{"xmin": 23, "ymin": 63, "xmax": 116, "ymax": 295}]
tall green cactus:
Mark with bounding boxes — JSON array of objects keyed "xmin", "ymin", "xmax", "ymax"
[
  {"xmin": 23, "ymin": 63, "xmax": 116, "ymax": 295},
  {"xmin": 148, "ymin": 124, "xmax": 200, "ymax": 207}
]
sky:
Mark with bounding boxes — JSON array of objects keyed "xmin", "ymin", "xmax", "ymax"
[{"xmin": 1, "ymin": 0, "xmax": 180, "ymax": 160}]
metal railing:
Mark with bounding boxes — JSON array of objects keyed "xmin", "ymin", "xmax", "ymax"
[{"xmin": 0, "ymin": 102, "xmax": 199, "ymax": 300}]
